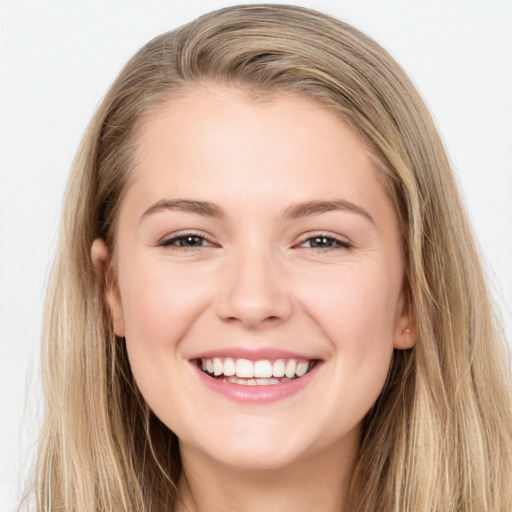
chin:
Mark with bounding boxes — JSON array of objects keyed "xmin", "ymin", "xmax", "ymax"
[
  {"xmin": 178, "ymin": 420, "xmax": 328, "ymax": 472},
  {"xmin": 203, "ymin": 443, "xmax": 305, "ymax": 471}
]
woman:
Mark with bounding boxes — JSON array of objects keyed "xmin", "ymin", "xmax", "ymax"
[{"xmin": 28, "ymin": 4, "xmax": 512, "ymax": 511}]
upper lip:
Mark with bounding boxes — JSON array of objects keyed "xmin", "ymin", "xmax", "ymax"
[{"xmin": 190, "ymin": 347, "xmax": 320, "ymax": 361}]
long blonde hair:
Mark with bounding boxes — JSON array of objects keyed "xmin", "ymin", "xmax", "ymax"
[{"xmin": 28, "ymin": 4, "xmax": 512, "ymax": 511}]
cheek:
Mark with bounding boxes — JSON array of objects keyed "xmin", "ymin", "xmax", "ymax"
[
  {"xmin": 118, "ymin": 258, "xmax": 213, "ymax": 385},
  {"xmin": 302, "ymin": 264, "xmax": 401, "ymax": 344},
  {"xmin": 299, "ymin": 263, "xmax": 400, "ymax": 399},
  {"xmin": 120, "ymin": 258, "xmax": 210, "ymax": 336}
]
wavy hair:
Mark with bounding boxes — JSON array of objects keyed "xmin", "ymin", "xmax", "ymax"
[{"xmin": 26, "ymin": 4, "xmax": 512, "ymax": 511}]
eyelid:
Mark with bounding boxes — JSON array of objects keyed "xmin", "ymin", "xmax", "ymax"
[
  {"xmin": 159, "ymin": 230, "xmax": 216, "ymax": 248},
  {"xmin": 296, "ymin": 231, "xmax": 352, "ymax": 249}
]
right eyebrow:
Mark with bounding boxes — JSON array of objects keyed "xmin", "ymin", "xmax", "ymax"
[{"xmin": 140, "ymin": 199, "xmax": 225, "ymax": 223}]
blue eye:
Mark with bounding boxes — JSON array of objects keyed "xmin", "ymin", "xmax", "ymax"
[
  {"xmin": 300, "ymin": 235, "xmax": 351, "ymax": 250},
  {"xmin": 161, "ymin": 234, "xmax": 209, "ymax": 248}
]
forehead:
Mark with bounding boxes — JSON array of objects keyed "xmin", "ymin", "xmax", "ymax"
[{"xmin": 130, "ymin": 86, "xmax": 381, "ymax": 199}]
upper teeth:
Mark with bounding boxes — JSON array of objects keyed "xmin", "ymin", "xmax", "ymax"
[{"xmin": 200, "ymin": 358, "xmax": 311, "ymax": 379}]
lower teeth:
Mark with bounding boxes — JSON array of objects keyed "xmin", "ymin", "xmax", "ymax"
[{"xmin": 220, "ymin": 376, "xmax": 293, "ymax": 386}]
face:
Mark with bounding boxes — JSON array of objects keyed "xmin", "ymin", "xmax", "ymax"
[{"xmin": 93, "ymin": 86, "xmax": 414, "ymax": 472}]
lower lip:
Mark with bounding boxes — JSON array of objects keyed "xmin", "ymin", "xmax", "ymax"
[{"xmin": 194, "ymin": 363, "xmax": 320, "ymax": 403}]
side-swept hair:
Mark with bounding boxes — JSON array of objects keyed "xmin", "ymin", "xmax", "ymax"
[{"xmin": 27, "ymin": 4, "xmax": 512, "ymax": 511}]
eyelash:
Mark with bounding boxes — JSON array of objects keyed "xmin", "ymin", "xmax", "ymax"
[
  {"xmin": 297, "ymin": 233, "xmax": 352, "ymax": 251},
  {"xmin": 159, "ymin": 231, "xmax": 352, "ymax": 251},
  {"xmin": 160, "ymin": 231, "xmax": 212, "ymax": 250}
]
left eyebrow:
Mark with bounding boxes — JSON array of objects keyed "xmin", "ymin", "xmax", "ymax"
[{"xmin": 283, "ymin": 199, "xmax": 374, "ymax": 224}]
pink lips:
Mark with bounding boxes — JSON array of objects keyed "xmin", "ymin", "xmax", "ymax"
[
  {"xmin": 190, "ymin": 347, "xmax": 320, "ymax": 404},
  {"xmin": 195, "ymin": 365, "xmax": 318, "ymax": 403}
]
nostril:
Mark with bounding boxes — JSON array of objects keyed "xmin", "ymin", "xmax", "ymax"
[{"xmin": 221, "ymin": 311, "xmax": 285, "ymax": 329}]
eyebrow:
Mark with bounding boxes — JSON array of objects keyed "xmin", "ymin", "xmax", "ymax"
[
  {"xmin": 282, "ymin": 199, "xmax": 374, "ymax": 223},
  {"xmin": 140, "ymin": 198, "xmax": 374, "ymax": 223},
  {"xmin": 141, "ymin": 199, "xmax": 225, "ymax": 221}
]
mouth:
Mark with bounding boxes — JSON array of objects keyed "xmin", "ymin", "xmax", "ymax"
[{"xmin": 196, "ymin": 357, "xmax": 318, "ymax": 386}]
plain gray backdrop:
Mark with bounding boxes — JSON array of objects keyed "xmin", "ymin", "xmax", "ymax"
[{"xmin": 1, "ymin": 1, "xmax": 511, "ymax": 509}]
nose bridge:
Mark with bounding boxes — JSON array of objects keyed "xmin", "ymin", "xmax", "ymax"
[{"xmin": 215, "ymin": 237, "xmax": 292, "ymax": 328}]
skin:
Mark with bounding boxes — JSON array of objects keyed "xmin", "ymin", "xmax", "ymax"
[{"xmin": 92, "ymin": 86, "xmax": 415, "ymax": 511}]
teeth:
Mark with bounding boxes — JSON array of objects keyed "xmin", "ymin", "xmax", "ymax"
[
  {"xmin": 285, "ymin": 360, "xmax": 297, "ymax": 378},
  {"xmin": 257, "ymin": 378, "xmax": 280, "ymax": 385},
  {"xmin": 254, "ymin": 360, "xmax": 273, "ymax": 378},
  {"xmin": 296, "ymin": 361, "xmax": 309, "ymax": 377},
  {"xmin": 223, "ymin": 357, "xmax": 236, "ymax": 376},
  {"xmin": 223, "ymin": 376, "xmax": 291, "ymax": 385},
  {"xmin": 213, "ymin": 357, "xmax": 223, "ymax": 376},
  {"xmin": 200, "ymin": 357, "xmax": 314, "ymax": 382},
  {"xmin": 236, "ymin": 359, "xmax": 254, "ymax": 378},
  {"xmin": 225, "ymin": 376, "xmax": 244, "ymax": 385},
  {"xmin": 272, "ymin": 360, "xmax": 285, "ymax": 377}
]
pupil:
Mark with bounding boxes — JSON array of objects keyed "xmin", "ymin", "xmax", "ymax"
[
  {"xmin": 182, "ymin": 236, "xmax": 201, "ymax": 246},
  {"xmin": 312, "ymin": 236, "xmax": 331, "ymax": 248}
]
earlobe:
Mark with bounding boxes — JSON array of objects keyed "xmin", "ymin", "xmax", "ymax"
[
  {"xmin": 91, "ymin": 238, "xmax": 125, "ymax": 337},
  {"xmin": 394, "ymin": 326, "xmax": 415, "ymax": 350},
  {"xmin": 393, "ymin": 288, "xmax": 416, "ymax": 350}
]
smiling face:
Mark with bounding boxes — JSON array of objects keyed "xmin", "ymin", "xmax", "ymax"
[{"xmin": 92, "ymin": 86, "xmax": 414, "ymax": 472}]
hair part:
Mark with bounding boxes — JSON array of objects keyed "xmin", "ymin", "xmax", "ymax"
[{"xmin": 26, "ymin": 4, "xmax": 512, "ymax": 511}]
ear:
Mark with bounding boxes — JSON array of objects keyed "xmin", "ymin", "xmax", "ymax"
[
  {"xmin": 91, "ymin": 238, "xmax": 125, "ymax": 337},
  {"xmin": 393, "ymin": 285, "xmax": 416, "ymax": 350}
]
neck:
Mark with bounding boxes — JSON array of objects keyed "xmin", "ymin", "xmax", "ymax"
[{"xmin": 173, "ymin": 437, "xmax": 358, "ymax": 512}]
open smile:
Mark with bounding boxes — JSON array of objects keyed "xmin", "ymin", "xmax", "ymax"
[{"xmin": 197, "ymin": 357, "xmax": 318, "ymax": 386}]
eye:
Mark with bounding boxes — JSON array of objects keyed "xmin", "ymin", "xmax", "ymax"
[
  {"xmin": 160, "ymin": 233, "xmax": 212, "ymax": 249},
  {"xmin": 300, "ymin": 234, "xmax": 351, "ymax": 250}
]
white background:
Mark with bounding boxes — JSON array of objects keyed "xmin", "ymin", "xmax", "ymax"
[{"xmin": 1, "ymin": 1, "xmax": 511, "ymax": 510}]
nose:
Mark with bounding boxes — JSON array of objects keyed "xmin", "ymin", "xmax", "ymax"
[{"xmin": 215, "ymin": 245, "xmax": 293, "ymax": 329}]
